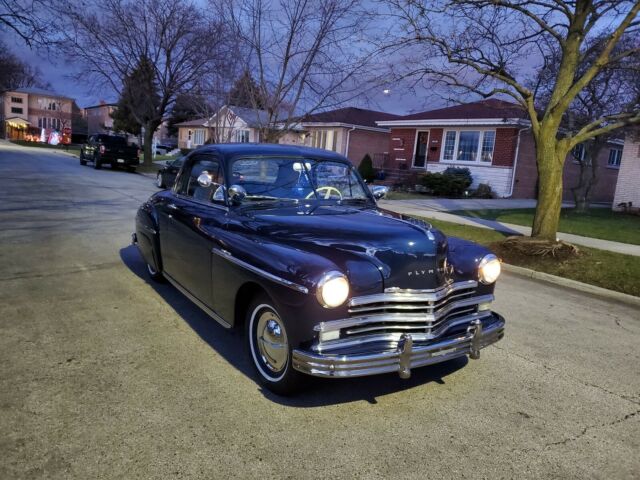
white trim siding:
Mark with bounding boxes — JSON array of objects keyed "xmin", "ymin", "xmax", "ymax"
[{"xmin": 426, "ymin": 163, "xmax": 514, "ymax": 197}]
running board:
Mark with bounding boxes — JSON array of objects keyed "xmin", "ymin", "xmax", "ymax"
[{"xmin": 164, "ymin": 272, "xmax": 232, "ymax": 329}]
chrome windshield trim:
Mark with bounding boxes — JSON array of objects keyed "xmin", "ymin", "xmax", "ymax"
[
  {"xmin": 211, "ymin": 247, "xmax": 309, "ymax": 294},
  {"xmin": 349, "ymin": 280, "xmax": 478, "ymax": 307},
  {"xmin": 317, "ymin": 294, "xmax": 494, "ymax": 332}
]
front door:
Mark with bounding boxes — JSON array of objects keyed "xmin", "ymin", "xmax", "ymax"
[
  {"xmin": 161, "ymin": 154, "xmax": 227, "ymax": 307},
  {"xmin": 413, "ymin": 131, "xmax": 429, "ymax": 168}
]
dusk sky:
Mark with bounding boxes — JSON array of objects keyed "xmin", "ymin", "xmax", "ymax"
[{"xmin": 1, "ymin": 23, "xmax": 453, "ymax": 115}]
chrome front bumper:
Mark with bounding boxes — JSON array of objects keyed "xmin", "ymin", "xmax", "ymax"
[{"xmin": 292, "ymin": 314, "xmax": 505, "ymax": 378}]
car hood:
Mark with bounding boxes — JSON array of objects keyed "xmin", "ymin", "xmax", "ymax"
[{"xmin": 238, "ymin": 205, "xmax": 450, "ymax": 290}]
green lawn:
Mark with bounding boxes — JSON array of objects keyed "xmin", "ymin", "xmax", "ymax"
[
  {"xmin": 450, "ymin": 208, "xmax": 640, "ymax": 245},
  {"xmin": 421, "ymin": 217, "xmax": 640, "ymax": 297},
  {"xmin": 385, "ymin": 191, "xmax": 433, "ymax": 200}
]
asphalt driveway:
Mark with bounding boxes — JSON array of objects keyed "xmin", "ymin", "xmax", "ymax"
[{"xmin": 1, "ymin": 143, "xmax": 638, "ymax": 479}]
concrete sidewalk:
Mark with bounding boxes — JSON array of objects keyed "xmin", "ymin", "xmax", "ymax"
[{"xmin": 379, "ymin": 200, "xmax": 640, "ymax": 257}]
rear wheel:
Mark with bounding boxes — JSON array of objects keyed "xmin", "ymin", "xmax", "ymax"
[
  {"xmin": 246, "ymin": 294, "xmax": 305, "ymax": 395},
  {"xmin": 79, "ymin": 151, "xmax": 87, "ymax": 165},
  {"xmin": 156, "ymin": 172, "xmax": 165, "ymax": 188}
]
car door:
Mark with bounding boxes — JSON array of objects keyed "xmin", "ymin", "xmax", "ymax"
[
  {"xmin": 161, "ymin": 154, "xmax": 227, "ymax": 307},
  {"xmin": 167, "ymin": 157, "xmax": 184, "ymax": 187}
]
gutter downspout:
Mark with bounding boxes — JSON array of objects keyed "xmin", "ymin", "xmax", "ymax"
[
  {"xmin": 507, "ymin": 126, "xmax": 531, "ymax": 197},
  {"xmin": 345, "ymin": 125, "xmax": 356, "ymax": 160}
]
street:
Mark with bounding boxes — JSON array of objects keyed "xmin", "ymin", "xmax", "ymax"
[{"xmin": 1, "ymin": 142, "xmax": 639, "ymax": 479}]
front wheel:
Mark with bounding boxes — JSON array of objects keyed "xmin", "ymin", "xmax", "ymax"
[
  {"xmin": 246, "ymin": 295, "xmax": 305, "ymax": 395},
  {"xmin": 156, "ymin": 172, "xmax": 165, "ymax": 188},
  {"xmin": 79, "ymin": 151, "xmax": 87, "ymax": 165},
  {"xmin": 93, "ymin": 153, "xmax": 102, "ymax": 170}
]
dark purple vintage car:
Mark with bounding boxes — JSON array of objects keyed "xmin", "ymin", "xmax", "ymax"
[{"xmin": 133, "ymin": 144, "xmax": 505, "ymax": 394}]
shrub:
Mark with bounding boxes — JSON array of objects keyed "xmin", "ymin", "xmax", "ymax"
[
  {"xmin": 418, "ymin": 167, "xmax": 473, "ymax": 197},
  {"xmin": 472, "ymin": 183, "xmax": 494, "ymax": 198},
  {"xmin": 358, "ymin": 153, "xmax": 376, "ymax": 182}
]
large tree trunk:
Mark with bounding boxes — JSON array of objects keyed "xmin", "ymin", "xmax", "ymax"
[
  {"xmin": 142, "ymin": 122, "xmax": 159, "ymax": 166},
  {"xmin": 531, "ymin": 138, "xmax": 565, "ymax": 241}
]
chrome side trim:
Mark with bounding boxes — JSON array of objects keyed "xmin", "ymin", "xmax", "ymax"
[
  {"xmin": 164, "ymin": 272, "xmax": 232, "ymax": 329},
  {"xmin": 317, "ymin": 294, "xmax": 494, "ymax": 333},
  {"xmin": 350, "ymin": 280, "xmax": 477, "ymax": 307},
  {"xmin": 211, "ymin": 247, "xmax": 309, "ymax": 294}
]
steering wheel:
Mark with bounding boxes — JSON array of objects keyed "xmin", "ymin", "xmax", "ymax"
[{"xmin": 306, "ymin": 186, "xmax": 343, "ymax": 200}]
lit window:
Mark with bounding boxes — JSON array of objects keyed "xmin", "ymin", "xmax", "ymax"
[
  {"xmin": 235, "ymin": 130, "xmax": 250, "ymax": 143},
  {"xmin": 441, "ymin": 130, "xmax": 496, "ymax": 163},
  {"xmin": 608, "ymin": 148, "xmax": 622, "ymax": 167},
  {"xmin": 193, "ymin": 129, "xmax": 205, "ymax": 145}
]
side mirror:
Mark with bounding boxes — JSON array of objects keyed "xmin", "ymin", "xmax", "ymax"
[
  {"xmin": 228, "ymin": 184, "xmax": 247, "ymax": 205},
  {"xmin": 370, "ymin": 185, "xmax": 389, "ymax": 200},
  {"xmin": 197, "ymin": 171, "xmax": 213, "ymax": 187},
  {"xmin": 165, "ymin": 160, "xmax": 171, "ymax": 166}
]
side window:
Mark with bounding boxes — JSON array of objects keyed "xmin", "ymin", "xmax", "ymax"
[{"xmin": 178, "ymin": 155, "xmax": 225, "ymax": 204}]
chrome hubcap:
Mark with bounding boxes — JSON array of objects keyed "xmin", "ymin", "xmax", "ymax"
[
  {"xmin": 147, "ymin": 263, "xmax": 157, "ymax": 275},
  {"xmin": 256, "ymin": 311, "xmax": 288, "ymax": 373}
]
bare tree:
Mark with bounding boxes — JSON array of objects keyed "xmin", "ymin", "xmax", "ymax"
[
  {"xmin": 537, "ymin": 33, "xmax": 640, "ymax": 212},
  {"xmin": 0, "ymin": 0, "xmax": 56, "ymax": 46},
  {"xmin": 383, "ymin": 0, "xmax": 640, "ymax": 241},
  {"xmin": 217, "ymin": 0, "xmax": 377, "ymax": 142},
  {"xmin": 0, "ymin": 41, "xmax": 46, "ymax": 90},
  {"xmin": 59, "ymin": 0, "xmax": 220, "ymax": 164}
]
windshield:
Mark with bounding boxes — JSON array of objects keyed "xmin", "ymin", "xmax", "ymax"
[{"xmin": 230, "ymin": 157, "xmax": 370, "ymax": 203}]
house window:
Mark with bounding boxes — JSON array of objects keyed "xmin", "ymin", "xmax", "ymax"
[
  {"xmin": 441, "ymin": 130, "xmax": 496, "ymax": 163},
  {"xmin": 572, "ymin": 144, "xmax": 586, "ymax": 162},
  {"xmin": 235, "ymin": 129, "xmax": 250, "ymax": 143},
  {"xmin": 11, "ymin": 107, "xmax": 23, "ymax": 114},
  {"xmin": 11, "ymin": 97, "xmax": 23, "ymax": 104},
  {"xmin": 48, "ymin": 102, "xmax": 57, "ymax": 111},
  {"xmin": 442, "ymin": 131, "xmax": 456, "ymax": 160},
  {"xmin": 608, "ymin": 148, "xmax": 622, "ymax": 167},
  {"xmin": 193, "ymin": 129, "xmax": 205, "ymax": 145},
  {"xmin": 310, "ymin": 130, "xmax": 337, "ymax": 151}
]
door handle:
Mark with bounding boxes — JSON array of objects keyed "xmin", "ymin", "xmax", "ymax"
[{"xmin": 167, "ymin": 203, "xmax": 179, "ymax": 210}]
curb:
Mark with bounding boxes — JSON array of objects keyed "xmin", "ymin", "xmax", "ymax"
[{"xmin": 502, "ymin": 263, "xmax": 640, "ymax": 307}]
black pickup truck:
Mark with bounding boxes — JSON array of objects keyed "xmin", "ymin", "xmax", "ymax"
[{"xmin": 79, "ymin": 134, "xmax": 140, "ymax": 171}]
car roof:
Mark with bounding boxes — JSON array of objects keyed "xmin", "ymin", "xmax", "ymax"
[{"xmin": 192, "ymin": 143, "xmax": 351, "ymax": 163}]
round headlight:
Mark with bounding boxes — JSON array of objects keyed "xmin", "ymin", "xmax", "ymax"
[
  {"xmin": 479, "ymin": 254, "xmax": 501, "ymax": 284},
  {"xmin": 316, "ymin": 271, "xmax": 349, "ymax": 308}
]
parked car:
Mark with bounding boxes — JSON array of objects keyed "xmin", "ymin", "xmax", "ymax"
[
  {"xmin": 133, "ymin": 144, "xmax": 505, "ymax": 394},
  {"xmin": 156, "ymin": 156, "xmax": 185, "ymax": 189},
  {"xmin": 80, "ymin": 134, "xmax": 139, "ymax": 171}
]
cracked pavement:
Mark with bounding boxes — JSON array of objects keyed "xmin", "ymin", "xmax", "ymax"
[{"xmin": 1, "ymin": 142, "xmax": 639, "ymax": 479}]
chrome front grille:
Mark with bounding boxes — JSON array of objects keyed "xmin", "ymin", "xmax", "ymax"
[{"xmin": 314, "ymin": 280, "xmax": 493, "ymax": 352}]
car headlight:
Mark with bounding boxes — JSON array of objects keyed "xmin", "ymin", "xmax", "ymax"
[
  {"xmin": 478, "ymin": 254, "xmax": 501, "ymax": 284},
  {"xmin": 316, "ymin": 271, "xmax": 349, "ymax": 308}
]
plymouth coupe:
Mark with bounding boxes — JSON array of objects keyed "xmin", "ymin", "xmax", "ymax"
[{"xmin": 133, "ymin": 144, "xmax": 505, "ymax": 394}]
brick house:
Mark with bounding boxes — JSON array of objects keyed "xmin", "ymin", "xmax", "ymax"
[
  {"xmin": 376, "ymin": 98, "xmax": 622, "ymax": 201},
  {"xmin": 612, "ymin": 128, "xmax": 640, "ymax": 212},
  {"xmin": 85, "ymin": 101, "xmax": 118, "ymax": 134},
  {"xmin": 298, "ymin": 107, "xmax": 400, "ymax": 166},
  {"xmin": 0, "ymin": 87, "xmax": 74, "ymax": 141}
]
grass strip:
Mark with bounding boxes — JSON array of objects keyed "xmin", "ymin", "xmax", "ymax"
[
  {"xmin": 422, "ymin": 217, "xmax": 640, "ymax": 297},
  {"xmin": 450, "ymin": 208, "xmax": 640, "ymax": 246}
]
